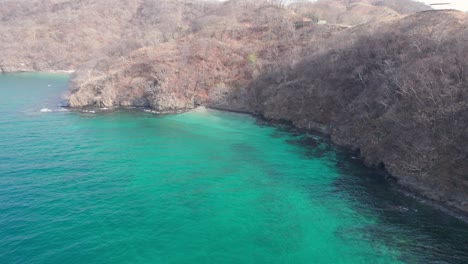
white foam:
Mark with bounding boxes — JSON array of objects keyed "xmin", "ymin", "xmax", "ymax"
[
  {"xmin": 40, "ymin": 108, "xmax": 53, "ymax": 113},
  {"xmin": 143, "ymin": 109, "xmax": 158, "ymax": 114},
  {"xmin": 40, "ymin": 107, "xmax": 70, "ymax": 113},
  {"xmin": 193, "ymin": 106, "xmax": 207, "ymax": 112}
]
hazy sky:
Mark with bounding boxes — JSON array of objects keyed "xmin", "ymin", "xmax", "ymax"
[{"xmin": 418, "ymin": 0, "xmax": 468, "ymax": 11}]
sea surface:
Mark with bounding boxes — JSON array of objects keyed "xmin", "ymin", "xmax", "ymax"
[{"xmin": 0, "ymin": 73, "xmax": 467, "ymax": 264}]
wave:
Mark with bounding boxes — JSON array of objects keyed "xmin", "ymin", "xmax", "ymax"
[
  {"xmin": 144, "ymin": 109, "xmax": 157, "ymax": 114},
  {"xmin": 40, "ymin": 108, "xmax": 53, "ymax": 113},
  {"xmin": 40, "ymin": 108, "xmax": 69, "ymax": 113}
]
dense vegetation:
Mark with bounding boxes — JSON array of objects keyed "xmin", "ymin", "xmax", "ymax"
[{"xmin": 1, "ymin": 0, "xmax": 468, "ymax": 215}]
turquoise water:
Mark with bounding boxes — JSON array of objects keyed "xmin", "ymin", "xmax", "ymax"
[{"xmin": 0, "ymin": 73, "xmax": 467, "ymax": 264}]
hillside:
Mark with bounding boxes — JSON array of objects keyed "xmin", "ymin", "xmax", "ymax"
[
  {"xmin": 0, "ymin": 0, "xmax": 138, "ymax": 72},
  {"xmin": 0, "ymin": 0, "xmax": 216, "ymax": 72},
  {"xmin": 68, "ymin": 0, "xmax": 427, "ymax": 109},
  {"xmin": 68, "ymin": 2, "xmax": 345, "ymax": 110},
  {"xmin": 0, "ymin": 0, "xmax": 428, "ymax": 72},
  {"xmin": 248, "ymin": 10, "xmax": 468, "ymax": 213}
]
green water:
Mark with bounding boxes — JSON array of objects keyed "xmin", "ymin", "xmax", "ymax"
[{"xmin": 0, "ymin": 73, "xmax": 467, "ymax": 263}]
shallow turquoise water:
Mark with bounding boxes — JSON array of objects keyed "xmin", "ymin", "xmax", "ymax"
[{"xmin": 0, "ymin": 73, "xmax": 467, "ymax": 263}]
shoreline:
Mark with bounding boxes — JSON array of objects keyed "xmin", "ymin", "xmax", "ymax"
[
  {"xmin": 48, "ymin": 103, "xmax": 468, "ymax": 223},
  {"xmin": 0, "ymin": 69, "xmax": 75, "ymax": 74},
  {"xmin": 204, "ymin": 105, "xmax": 468, "ymax": 223},
  {"xmin": 48, "ymin": 70, "xmax": 75, "ymax": 74}
]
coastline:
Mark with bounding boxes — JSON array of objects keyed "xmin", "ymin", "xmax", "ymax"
[
  {"xmin": 1, "ymin": 1, "xmax": 466, "ymax": 261},
  {"xmin": 62, "ymin": 104, "xmax": 468, "ymax": 222},
  {"xmin": 9, "ymin": 71, "xmax": 468, "ymax": 223},
  {"xmin": 204, "ymin": 105, "xmax": 468, "ymax": 223},
  {"xmin": 48, "ymin": 70, "xmax": 75, "ymax": 74},
  {"xmin": 0, "ymin": 68, "xmax": 75, "ymax": 74}
]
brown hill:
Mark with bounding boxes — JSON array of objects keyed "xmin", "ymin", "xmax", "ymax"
[
  {"xmin": 0, "ymin": 0, "xmax": 217, "ymax": 72},
  {"xmin": 0, "ymin": 0, "xmax": 429, "ymax": 73},
  {"xmin": 0, "ymin": 0, "xmax": 139, "ymax": 72},
  {"xmin": 248, "ymin": 10, "xmax": 468, "ymax": 213},
  {"xmin": 68, "ymin": 2, "xmax": 344, "ymax": 110}
]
